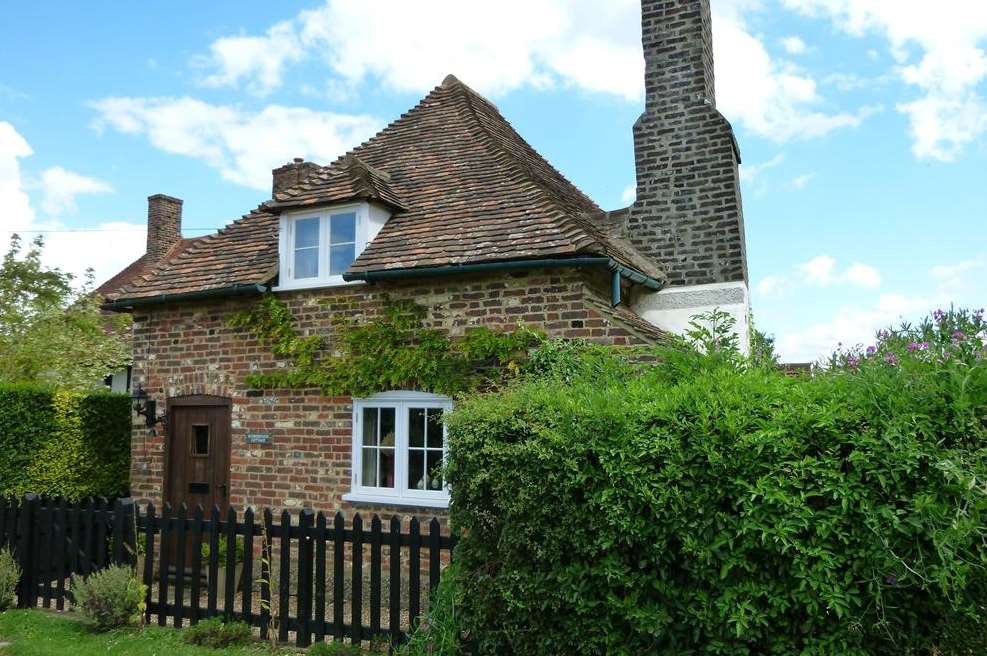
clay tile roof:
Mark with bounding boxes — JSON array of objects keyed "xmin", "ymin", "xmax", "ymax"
[
  {"xmin": 266, "ymin": 155, "xmax": 407, "ymax": 212},
  {"xmin": 97, "ymin": 237, "xmax": 199, "ymax": 300},
  {"xmin": 114, "ymin": 74, "xmax": 664, "ymax": 302}
]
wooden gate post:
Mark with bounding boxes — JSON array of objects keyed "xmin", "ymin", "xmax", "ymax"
[{"xmin": 16, "ymin": 494, "xmax": 39, "ymax": 608}]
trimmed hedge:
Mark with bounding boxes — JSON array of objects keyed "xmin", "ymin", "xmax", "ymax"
[
  {"xmin": 0, "ymin": 385, "xmax": 131, "ymax": 499},
  {"xmin": 446, "ymin": 345, "xmax": 987, "ymax": 655}
]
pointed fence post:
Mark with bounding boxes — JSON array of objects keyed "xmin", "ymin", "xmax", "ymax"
[{"xmin": 16, "ymin": 494, "xmax": 39, "ymax": 608}]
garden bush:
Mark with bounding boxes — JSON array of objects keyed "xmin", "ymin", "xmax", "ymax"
[
  {"xmin": 71, "ymin": 564, "xmax": 146, "ymax": 631},
  {"xmin": 308, "ymin": 640, "xmax": 365, "ymax": 655},
  {"xmin": 183, "ymin": 617, "xmax": 253, "ymax": 648},
  {"xmin": 0, "ymin": 547, "xmax": 20, "ymax": 611},
  {"xmin": 0, "ymin": 385, "xmax": 130, "ymax": 499},
  {"xmin": 446, "ymin": 308, "xmax": 987, "ymax": 655}
]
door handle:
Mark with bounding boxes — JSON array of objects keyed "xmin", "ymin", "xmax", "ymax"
[{"xmin": 219, "ymin": 482, "xmax": 228, "ymax": 498}]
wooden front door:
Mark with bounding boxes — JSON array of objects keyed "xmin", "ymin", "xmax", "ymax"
[{"xmin": 166, "ymin": 397, "xmax": 232, "ymax": 515}]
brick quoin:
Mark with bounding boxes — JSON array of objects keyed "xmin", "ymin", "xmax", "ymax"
[{"xmin": 129, "ymin": 269, "xmax": 657, "ymax": 528}]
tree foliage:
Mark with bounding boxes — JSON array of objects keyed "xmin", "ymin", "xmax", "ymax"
[{"xmin": 0, "ymin": 234, "xmax": 132, "ymax": 389}]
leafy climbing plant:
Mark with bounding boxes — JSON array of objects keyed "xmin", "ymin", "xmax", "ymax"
[{"xmin": 230, "ymin": 294, "xmax": 543, "ymax": 397}]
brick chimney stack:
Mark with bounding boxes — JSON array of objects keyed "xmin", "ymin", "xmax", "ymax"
[
  {"xmin": 627, "ymin": 0, "xmax": 747, "ymax": 287},
  {"xmin": 272, "ymin": 157, "xmax": 321, "ymax": 197},
  {"xmin": 146, "ymin": 194, "xmax": 183, "ymax": 264}
]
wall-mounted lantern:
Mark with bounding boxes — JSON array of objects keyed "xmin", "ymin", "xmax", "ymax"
[{"xmin": 131, "ymin": 385, "xmax": 163, "ymax": 428}]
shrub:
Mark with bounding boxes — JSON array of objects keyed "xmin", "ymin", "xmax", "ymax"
[
  {"xmin": 308, "ymin": 640, "xmax": 364, "ymax": 655},
  {"xmin": 446, "ymin": 312, "xmax": 987, "ymax": 655},
  {"xmin": 184, "ymin": 617, "xmax": 253, "ymax": 648},
  {"xmin": 396, "ymin": 563, "xmax": 462, "ymax": 656},
  {"xmin": 0, "ymin": 547, "xmax": 20, "ymax": 611},
  {"xmin": 0, "ymin": 385, "xmax": 130, "ymax": 499},
  {"xmin": 200, "ymin": 534, "xmax": 245, "ymax": 567},
  {"xmin": 71, "ymin": 565, "xmax": 146, "ymax": 631}
]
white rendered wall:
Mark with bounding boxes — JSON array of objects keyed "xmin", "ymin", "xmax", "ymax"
[{"xmin": 631, "ymin": 281, "xmax": 751, "ymax": 355}]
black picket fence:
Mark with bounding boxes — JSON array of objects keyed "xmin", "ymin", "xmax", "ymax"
[{"xmin": 0, "ymin": 494, "xmax": 455, "ymax": 649}]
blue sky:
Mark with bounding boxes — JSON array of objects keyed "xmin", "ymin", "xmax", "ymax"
[{"xmin": 1, "ymin": 0, "xmax": 984, "ymax": 362}]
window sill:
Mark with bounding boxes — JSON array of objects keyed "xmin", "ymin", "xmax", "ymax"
[
  {"xmin": 272, "ymin": 278, "xmax": 364, "ymax": 293},
  {"xmin": 342, "ymin": 492, "xmax": 449, "ymax": 510}
]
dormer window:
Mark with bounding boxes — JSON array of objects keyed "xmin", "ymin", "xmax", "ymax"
[{"xmin": 276, "ymin": 202, "xmax": 388, "ymax": 291}]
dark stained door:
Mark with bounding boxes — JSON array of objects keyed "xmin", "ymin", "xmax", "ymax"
[{"xmin": 166, "ymin": 398, "xmax": 232, "ymax": 516}]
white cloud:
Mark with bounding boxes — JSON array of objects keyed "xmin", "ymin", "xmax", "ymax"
[
  {"xmin": 713, "ymin": 11, "xmax": 877, "ymax": 141},
  {"xmin": 781, "ymin": 0, "xmax": 987, "ymax": 160},
  {"xmin": 781, "ymin": 35, "xmax": 808, "ymax": 54},
  {"xmin": 798, "ymin": 255, "xmax": 881, "ymax": 288},
  {"xmin": 776, "ymin": 292, "xmax": 932, "ymax": 362},
  {"xmin": 197, "ymin": 20, "xmax": 304, "ymax": 96},
  {"xmin": 0, "ymin": 121, "xmax": 144, "ymax": 287},
  {"xmin": 90, "ymin": 97, "xmax": 381, "ymax": 191},
  {"xmin": 756, "ymin": 274, "xmax": 790, "ymax": 296},
  {"xmin": 195, "ymin": 0, "xmax": 865, "ymax": 143},
  {"xmin": 739, "ymin": 153, "xmax": 785, "ymax": 183},
  {"xmin": 931, "ymin": 256, "xmax": 986, "ymax": 294},
  {"xmin": 789, "ymin": 172, "xmax": 816, "ymax": 189},
  {"xmin": 39, "ymin": 166, "xmax": 113, "ymax": 216},
  {"xmin": 620, "ymin": 184, "xmax": 636, "ymax": 205}
]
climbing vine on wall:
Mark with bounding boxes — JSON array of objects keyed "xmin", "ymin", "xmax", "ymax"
[{"xmin": 229, "ymin": 294, "xmax": 544, "ymax": 397}]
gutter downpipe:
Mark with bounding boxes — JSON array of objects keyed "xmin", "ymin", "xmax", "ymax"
[
  {"xmin": 342, "ymin": 257, "xmax": 666, "ymax": 307},
  {"xmin": 101, "ymin": 283, "xmax": 268, "ymax": 311}
]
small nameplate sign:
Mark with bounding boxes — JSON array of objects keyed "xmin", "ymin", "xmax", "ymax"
[{"xmin": 246, "ymin": 432, "xmax": 271, "ymax": 445}]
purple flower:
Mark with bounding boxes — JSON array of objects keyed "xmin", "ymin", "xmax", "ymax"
[
  {"xmin": 878, "ymin": 329, "xmax": 891, "ymax": 340},
  {"xmin": 907, "ymin": 341, "xmax": 930, "ymax": 352},
  {"xmin": 934, "ymin": 309, "xmax": 946, "ymax": 322},
  {"xmin": 866, "ymin": 345, "xmax": 877, "ymax": 355},
  {"xmin": 884, "ymin": 352, "xmax": 898, "ymax": 366},
  {"xmin": 953, "ymin": 330, "xmax": 965, "ymax": 342},
  {"xmin": 907, "ymin": 342, "xmax": 919, "ymax": 352},
  {"xmin": 975, "ymin": 308, "xmax": 985, "ymax": 320},
  {"xmin": 846, "ymin": 355, "xmax": 860, "ymax": 369}
]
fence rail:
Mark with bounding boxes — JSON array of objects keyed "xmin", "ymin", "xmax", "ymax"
[{"xmin": 0, "ymin": 494, "xmax": 454, "ymax": 649}]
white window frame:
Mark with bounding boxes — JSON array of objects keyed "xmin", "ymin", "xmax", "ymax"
[
  {"xmin": 343, "ymin": 391, "xmax": 453, "ymax": 509},
  {"xmin": 275, "ymin": 202, "xmax": 369, "ymax": 291}
]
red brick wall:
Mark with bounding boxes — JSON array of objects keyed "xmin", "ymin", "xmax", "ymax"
[{"xmin": 129, "ymin": 268, "xmax": 656, "ymax": 523}]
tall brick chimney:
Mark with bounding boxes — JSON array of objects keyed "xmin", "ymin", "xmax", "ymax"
[
  {"xmin": 145, "ymin": 194, "xmax": 183, "ymax": 263},
  {"xmin": 272, "ymin": 157, "xmax": 321, "ymax": 197},
  {"xmin": 626, "ymin": 0, "xmax": 747, "ymax": 287}
]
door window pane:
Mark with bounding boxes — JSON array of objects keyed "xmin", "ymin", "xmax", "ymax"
[{"xmin": 192, "ymin": 425, "xmax": 209, "ymax": 456}]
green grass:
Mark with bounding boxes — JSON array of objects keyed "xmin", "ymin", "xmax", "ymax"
[{"xmin": 0, "ymin": 609, "xmax": 299, "ymax": 655}]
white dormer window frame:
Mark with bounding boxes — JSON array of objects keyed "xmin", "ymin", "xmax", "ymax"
[{"xmin": 275, "ymin": 201, "xmax": 370, "ymax": 291}]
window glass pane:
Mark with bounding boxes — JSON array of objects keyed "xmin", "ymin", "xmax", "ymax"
[
  {"xmin": 329, "ymin": 243, "xmax": 356, "ymax": 276},
  {"xmin": 409, "ymin": 408, "xmax": 425, "ymax": 448},
  {"xmin": 295, "ymin": 217, "xmax": 320, "ymax": 248},
  {"xmin": 426, "ymin": 409, "xmax": 444, "ymax": 448},
  {"xmin": 380, "ymin": 408, "xmax": 396, "ymax": 447},
  {"xmin": 294, "ymin": 248, "xmax": 318, "ymax": 279},
  {"xmin": 426, "ymin": 451, "xmax": 444, "ymax": 490},
  {"xmin": 362, "ymin": 448, "xmax": 377, "ymax": 487},
  {"xmin": 408, "ymin": 450, "xmax": 425, "ymax": 490},
  {"xmin": 362, "ymin": 408, "xmax": 378, "ymax": 446},
  {"xmin": 192, "ymin": 425, "xmax": 209, "ymax": 456},
  {"xmin": 330, "ymin": 212, "xmax": 356, "ymax": 244},
  {"xmin": 379, "ymin": 448, "xmax": 395, "ymax": 488}
]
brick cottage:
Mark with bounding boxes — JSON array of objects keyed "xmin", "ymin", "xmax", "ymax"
[{"xmin": 100, "ymin": 0, "xmax": 749, "ymax": 524}]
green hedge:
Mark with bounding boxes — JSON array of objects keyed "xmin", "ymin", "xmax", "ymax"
[
  {"xmin": 0, "ymin": 385, "xmax": 131, "ymax": 499},
  {"xmin": 446, "ymin": 345, "xmax": 987, "ymax": 655}
]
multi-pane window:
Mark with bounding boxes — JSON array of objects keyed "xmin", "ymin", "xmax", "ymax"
[
  {"xmin": 346, "ymin": 392, "xmax": 453, "ymax": 508},
  {"xmin": 279, "ymin": 204, "xmax": 369, "ymax": 288}
]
